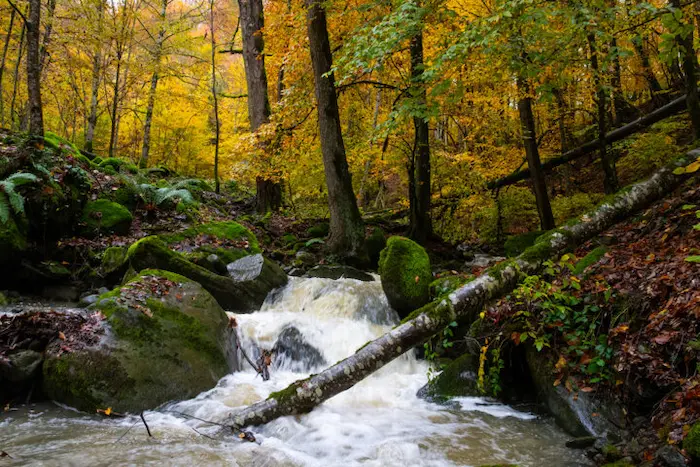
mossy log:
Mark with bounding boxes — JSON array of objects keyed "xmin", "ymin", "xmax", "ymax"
[{"xmin": 226, "ymin": 154, "xmax": 698, "ymax": 429}]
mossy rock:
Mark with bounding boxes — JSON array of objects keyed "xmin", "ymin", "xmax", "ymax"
[
  {"xmin": 504, "ymin": 230, "xmax": 544, "ymax": 257},
  {"xmin": 417, "ymin": 353, "xmax": 480, "ymax": 402},
  {"xmin": 684, "ymin": 421, "xmax": 700, "ymax": 462},
  {"xmin": 81, "ymin": 199, "xmax": 133, "ymax": 236},
  {"xmin": 0, "ymin": 216, "xmax": 27, "ymax": 262},
  {"xmin": 42, "ymin": 270, "xmax": 237, "ymax": 413},
  {"xmin": 98, "ymin": 157, "xmax": 124, "ymax": 171},
  {"xmin": 126, "ymin": 236, "xmax": 287, "ymax": 311},
  {"xmin": 306, "ymin": 222, "xmax": 329, "ymax": 238},
  {"xmin": 365, "ymin": 227, "xmax": 386, "ymax": 268},
  {"xmin": 101, "ymin": 246, "xmax": 128, "ymax": 276},
  {"xmin": 378, "ymin": 236, "xmax": 431, "ymax": 318},
  {"xmin": 43, "ymin": 131, "xmax": 81, "ymax": 156},
  {"xmin": 161, "ymin": 221, "xmax": 260, "ymax": 265}
]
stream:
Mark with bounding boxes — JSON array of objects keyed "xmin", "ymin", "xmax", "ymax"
[{"xmin": 0, "ymin": 277, "xmax": 592, "ymax": 466}]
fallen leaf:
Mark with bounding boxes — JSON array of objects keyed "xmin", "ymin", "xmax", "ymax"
[{"xmin": 58, "ymin": 331, "xmax": 66, "ymax": 340}]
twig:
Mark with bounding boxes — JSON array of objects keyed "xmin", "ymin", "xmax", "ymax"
[
  {"xmin": 140, "ymin": 412, "xmax": 152, "ymax": 437},
  {"xmin": 114, "ymin": 419, "xmax": 140, "ymax": 443},
  {"xmin": 166, "ymin": 410, "xmax": 257, "ymax": 443}
]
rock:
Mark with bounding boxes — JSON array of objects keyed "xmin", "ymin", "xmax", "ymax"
[
  {"xmin": 161, "ymin": 221, "xmax": 260, "ymax": 265},
  {"xmin": 378, "ymin": 236, "xmax": 431, "ymax": 318},
  {"xmin": 464, "ymin": 253, "xmax": 505, "ymax": 269},
  {"xmin": 654, "ymin": 445, "xmax": 687, "ymax": 467},
  {"xmin": 0, "ymin": 216, "xmax": 27, "ymax": 265},
  {"xmin": 295, "ymin": 250, "xmax": 315, "ymax": 266},
  {"xmin": 81, "ymin": 199, "xmax": 133, "ymax": 236},
  {"xmin": 306, "ymin": 222, "xmax": 329, "ymax": 238},
  {"xmin": 305, "ymin": 265, "xmax": 374, "ymax": 281},
  {"xmin": 41, "ymin": 285, "xmax": 80, "ymax": 302},
  {"xmin": 101, "ymin": 246, "xmax": 128, "ymax": 276},
  {"xmin": 79, "ymin": 294, "xmax": 100, "ymax": 307},
  {"xmin": 417, "ymin": 354, "xmax": 479, "ymax": 402},
  {"xmin": 684, "ymin": 421, "xmax": 700, "ymax": 463},
  {"xmin": 365, "ymin": 227, "xmax": 386, "ymax": 268},
  {"xmin": 288, "ymin": 268, "xmax": 304, "ymax": 277},
  {"xmin": 272, "ymin": 326, "xmax": 326, "ymax": 371},
  {"xmin": 566, "ymin": 436, "xmax": 597, "ymax": 449},
  {"xmin": 1, "ymin": 349, "xmax": 43, "ymax": 383},
  {"xmin": 525, "ymin": 346, "xmax": 626, "ymax": 439},
  {"xmin": 42, "ymin": 270, "xmax": 237, "ymax": 413},
  {"xmin": 127, "ymin": 237, "xmax": 287, "ymax": 312},
  {"xmin": 227, "ymin": 254, "xmax": 264, "ymax": 281}
]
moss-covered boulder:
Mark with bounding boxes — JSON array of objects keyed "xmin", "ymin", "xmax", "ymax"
[
  {"xmin": 378, "ymin": 236, "xmax": 431, "ymax": 318},
  {"xmin": 161, "ymin": 221, "xmax": 260, "ymax": 266},
  {"xmin": 42, "ymin": 270, "xmax": 237, "ymax": 413},
  {"xmin": 101, "ymin": 246, "xmax": 128, "ymax": 278},
  {"xmin": 0, "ymin": 216, "xmax": 27, "ymax": 262},
  {"xmin": 81, "ymin": 199, "xmax": 133, "ymax": 236},
  {"xmin": 417, "ymin": 354, "xmax": 480, "ymax": 402},
  {"xmin": 126, "ymin": 236, "xmax": 287, "ymax": 311}
]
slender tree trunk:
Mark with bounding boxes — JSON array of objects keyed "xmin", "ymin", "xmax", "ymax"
[
  {"xmin": 238, "ymin": 0, "xmax": 281, "ymax": 211},
  {"xmin": 588, "ymin": 32, "xmax": 618, "ymax": 194},
  {"xmin": 10, "ymin": 16, "xmax": 26, "ymax": 130},
  {"xmin": 358, "ymin": 89, "xmax": 381, "ymax": 207},
  {"xmin": 610, "ymin": 37, "xmax": 637, "ymax": 125},
  {"xmin": 210, "ymin": 0, "xmax": 220, "ymax": 193},
  {"xmin": 632, "ymin": 36, "xmax": 662, "ymax": 97},
  {"xmin": 670, "ymin": 0, "xmax": 700, "ymax": 139},
  {"xmin": 408, "ymin": 30, "xmax": 432, "ymax": 245},
  {"xmin": 140, "ymin": 0, "xmax": 167, "ymax": 168},
  {"xmin": 85, "ymin": 0, "xmax": 105, "ymax": 152},
  {"xmin": 39, "ymin": 0, "xmax": 56, "ymax": 77},
  {"xmin": 26, "ymin": 0, "xmax": 44, "ymax": 136},
  {"xmin": 0, "ymin": 9, "xmax": 16, "ymax": 126},
  {"xmin": 108, "ymin": 53, "xmax": 121, "ymax": 157},
  {"xmin": 226, "ymin": 156, "xmax": 698, "ymax": 429},
  {"xmin": 553, "ymin": 88, "xmax": 569, "ymax": 153},
  {"xmin": 517, "ymin": 77, "xmax": 555, "ymax": 230},
  {"xmin": 306, "ymin": 0, "xmax": 365, "ymax": 261}
]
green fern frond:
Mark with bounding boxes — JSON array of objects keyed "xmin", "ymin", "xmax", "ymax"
[
  {"xmin": 7, "ymin": 172, "xmax": 39, "ymax": 186},
  {"xmin": 0, "ymin": 191, "xmax": 10, "ymax": 224},
  {"xmin": 154, "ymin": 187, "xmax": 194, "ymax": 206},
  {"xmin": 6, "ymin": 189, "xmax": 24, "ymax": 214}
]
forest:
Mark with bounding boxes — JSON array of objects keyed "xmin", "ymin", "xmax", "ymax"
[{"xmin": 0, "ymin": 0, "xmax": 699, "ymax": 464}]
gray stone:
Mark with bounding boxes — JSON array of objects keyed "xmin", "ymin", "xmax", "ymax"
[
  {"xmin": 272, "ymin": 326, "xmax": 326, "ymax": 371},
  {"xmin": 227, "ymin": 253, "xmax": 264, "ymax": 281},
  {"xmin": 655, "ymin": 445, "xmax": 687, "ymax": 467},
  {"xmin": 78, "ymin": 294, "xmax": 100, "ymax": 307},
  {"xmin": 1, "ymin": 349, "xmax": 43, "ymax": 383},
  {"xmin": 565, "ymin": 436, "xmax": 597, "ymax": 449}
]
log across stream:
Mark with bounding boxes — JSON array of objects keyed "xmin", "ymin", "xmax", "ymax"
[{"xmin": 0, "ymin": 277, "xmax": 591, "ymax": 466}]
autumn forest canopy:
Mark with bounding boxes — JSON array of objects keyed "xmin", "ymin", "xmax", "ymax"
[{"xmin": 3, "ymin": 0, "xmax": 700, "ymax": 255}]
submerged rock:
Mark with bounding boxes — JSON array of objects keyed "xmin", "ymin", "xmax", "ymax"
[
  {"xmin": 42, "ymin": 270, "xmax": 237, "ymax": 413},
  {"xmin": 126, "ymin": 237, "xmax": 287, "ymax": 311},
  {"xmin": 272, "ymin": 326, "xmax": 326, "ymax": 371},
  {"xmin": 417, "ymin": 353, "xmax": 480, "ymax": 402},
  {"xmin": 305, "ymin": 265, "xmax": 374, "ymax": 282},
  {"xmin": 378, "ymin": 236, "xmax": 431, "ymax": 318}
]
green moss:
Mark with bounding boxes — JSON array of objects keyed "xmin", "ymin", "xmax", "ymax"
[
  {"xmin": 0, "ymin": 292, "xmax": 8, "ymax": 306},
  {"xmin": 92, "ymin": 156, "xmax": 103, "ymax": 165},
  {"xmin": 379, "ymin": 236, "xmax": 432, "ymax": 317},
  {"xmin": 684, "ymin": 421, "xmax": 700, "ymax": 461},
  {"xmin": 41, "ymin": 260, "xmax": 71, "ymax": 277},
  {"xmin": 600, "ymin": 462, "xmax": 633, "ymax": 467},
  {"xmin": 572, "ymin": 246, "xmax": 607, "ymax": 276},
  {"xmin": 81, "ymin": 199, "xmax": 133, "ymax": 235},
  {"xmin": 268, "ymin": 375, "xmax": 314, "ymax": 406},
  {"xmin": 101, "ymin": 246, "xmax": 128, "ymax": 274},
  {"xmin": 99, "ymin": 157, "xmax": 124, "ymax": 170},
  {"xmin": 422, "ymin": 353, "xmax": 480, "ymax": 400},
  {"xmin": 504, "ymin": 230, "xmax": 543, "ymax": 257},
  {"xmin": 489, "ymin": 259, "xmax": 518, "ymax": 281},
  {"xmin": 430, "ymin": 275, "xmax": 473, "ymax": 299},
  {"xmin": 401, "ymin": 299, "xmax": 455, "ymax": 325},
  {"xmin": 306, "ymin": 222, "xmax": 329, "ymax": 238},
  {"xmin": 43, "ymin": 131, "xmax": 81, "ymax": 156},
  {"xmin": 365, "ymin": 227, "xmax": 386, "ymax": 267},
  {"xmin": 282, "ymin": 233, "xmax": 297, "ymax": 245},
  {"xmin": 162, "ymin": 221, "xmax": 260, "ymax": 254},
  {"xmin": 0, "ymin": 216, "xmax": 27, "ymax": 259}
]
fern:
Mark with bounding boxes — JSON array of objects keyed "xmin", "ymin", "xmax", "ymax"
[
  {"xmin": 136, "ymin": 183, "xmax": 194, "ymax": 210},
  {"xmin": 0, "ymin": 172, "xmax": 39, "ymax": 224}
]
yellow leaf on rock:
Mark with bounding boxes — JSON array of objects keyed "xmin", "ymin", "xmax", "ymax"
[{"xmin": 685, "ymin": 161, "xmax": 700, "ymax": 173}]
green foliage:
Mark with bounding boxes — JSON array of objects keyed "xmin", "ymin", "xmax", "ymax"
[
  {"xmin": 504, "ymin": 230, "xmax": 543, "ymax": 257},
  {"xmin": 0, "ymin": 172, "xmax": 39, "ymax": 223},
  {"xmin": 136, "ymin": 183, "xmax": 195, "ymax": 211},
  {"xmin": 306, "ymin": 222, "xmax": 330, "ymax": 238},
  {"xmin": 684, "ymin": 421, "xmax": 700, "ymax": 461},
  {"xmin": 616, "ymin": 116, "xmax": 689, "ymax": 177},
  {"xmin": 551, "ymin": 193, "xmax": 603, "ymax": 225},
  {"xmin": 474, "ymin": 188, "xmax": 539, "ymax": 244}
]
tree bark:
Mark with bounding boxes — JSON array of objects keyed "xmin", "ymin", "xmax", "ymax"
[
  {"xmin": 210, "ymin": 0, "xmax": 220, "ymax": 193},
  {"xmin": 26, "ymin": 0, "xmax": 44, "ymax": 136},
  {"xmin": 0, "ymin": 9, "xmax": 16, "ymax": 126},
  {"xmin": 85, "ymin": 0, "xmax": 105, "ymax": 153},
  {"xmin": 108, "ymin": 53, "xmax": 122, "ymax": 157},
  {"xmin": 588, "ymin": 32, "xmax": 618, "ymax": 194},
  {"xmin": 408, "ymin": 30, "xmax": 432, "ymax": 245},
  {"xmin": 238, "ymin": 0, "xmax": 281, "ymax": 212},
  {"xmin": 306, "ymin": 0, "xmax": 365, "ymax": 261},
  {"xmin": 610, "ymin": 37, "xmax": 638, "ymax": 126},
  {"xmin": 10, "ymin": 15, "xmax": 26, "ymax": 130},
  {"xmin": 226, "ymin": 153, "xmax": 698, "ymax": 429},
  {"xmin": 487, "ymin": 93, "xmax": 688, "ymax": 189},
  {"xmin": 517, "ymin": 76, "xmax": 555, "ymax": 230},
  {"xmin": 670, "ymin": 0, "xmax": 700, "ymax": 139},
  {"xmin": 39, "ymin": 0, "xmax": 56, "ymax": 76}
]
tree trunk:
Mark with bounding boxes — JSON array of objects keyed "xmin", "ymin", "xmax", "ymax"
[
  {"xmin": 610, "ymin": 37, "xmax": 638, "ymax": 126},
  {"xmin": 210, "ymin": 0, "xmax": 220, "ymax": 193},
  {"xmin": 85, "ymin": 0, "xmax": 105, "ymax": 153},
  {"xmin": 306, "ymin": 0, "xmax": 365, "ymax": 261},
  {"xmin": 487, "ymin": 93, "xmax": 689, "ymax": 189},
  {"xmin": 108, "ymin": 53, "xmax": 122, "ymax": 158},
  {"xmin": 0, "ymin": 9, "xmax": 16, "ymax": 126},
  {"xmin": 517, "ymin": 77, "xmax": 555, "ymax": 230},
  {"xmin": 226, "ymin": 154, "xmax": 698, "ymax": 429},
  {"xmin": 588, "ymin": 32, "xmax": 618, "ymax": 194},
  {"xmin": 26, "ymin": 0, "xmax": 44, "ymax": 136},
  {"xmin": 140, "ymin": 0, "xmax": 167, "ymax": 168},
  {"xmin": 39, "ymin": 0, "xmax": 56, "ymax": 76},
  {"xmin": 238, "ymin": 0, "xmax": 281, "ymax": 211},
  {"xmin": 10, "ymin": 16, "xmax": 26, "ymax": 130},
  {"xmin": 358, "ymin": 89, "xmax": 381, "ymax": 207},
  {"xmin": 632, "ymin": 35, "xmax": 662, "ymax": 97},
  {"xmin": 408, "ymin": 30, "xmax": 432, "ymax": 245},
  {"xmin": 670, "ymin": 0, "xmax": 700, "ymax": 139}
]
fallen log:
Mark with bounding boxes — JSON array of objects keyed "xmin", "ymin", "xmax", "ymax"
[
  {"xmin": 226, "ymin": 153, "xmax": 698, "ymax": 429},
  {"xmin": 487, "ymin": 94, "xmax": 687, "ymax": 190}
]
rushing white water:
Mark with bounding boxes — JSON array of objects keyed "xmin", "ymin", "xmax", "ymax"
[{"xmin": 0, "ymin": 277, "xmax": 592, "ymax": 466}]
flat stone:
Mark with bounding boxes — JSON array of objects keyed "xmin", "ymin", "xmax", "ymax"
[{"xmin": 227, "ymin": 254, "xmax": 264, "ymax": 282}]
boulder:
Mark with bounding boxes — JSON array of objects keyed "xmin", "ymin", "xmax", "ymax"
[
  {"xmin": 378, "ymin": 236, "xmax": 431, "ymax": 318},
  {"xmin": 272, "ymin": 326, "xmax": 326, "ymax": 371},
  {"xmin": 126, "ymin": 237, "xmax": 287, "ymax": 311},
  {"xmin": 0, "ymin": 349, "xmax": 43, "ymax": 401},
  {"xmin": 161, "ymin": 221, "xmax": 260, "ymax": 265},
  {"xmin": 101, "ymin": 246, "xmax": 128, "ymax": 276},
  {"xmin": 365, "ymin": 227, "xmax": 386, "ymax": 267},
  {"xmin": 305, "ymin": 265, "xmax": 374, "ymax": 282},
  {"xmin": 525, "ymin": 346, "xmax": 626, "ymax": 439},
  {"xmin": 417, "ymin": 353, "xmax": 480, "ymax": 402},
  {"xmin": 0, "ymin": 216, "xmax": 27, "ymax": 263},
  {"xmin": 42, "ymin": 270, "xmax": 237, "ymax": 413},
  {"xmin": 81, "ymin": 199, "xmax": 133, "ymax": 236}
]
